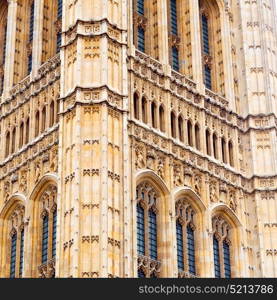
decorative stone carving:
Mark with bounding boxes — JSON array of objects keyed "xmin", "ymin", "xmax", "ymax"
[
  {"xmin": 173, "ymin": 163, "xmax": 182, "ymax": 186},
  {"xmin": 135, "ymin": 145, "xmax": 145, "ymax": 169},
  {"xmin": 209, "ymin": 180, "xmax": 218, "ymax": 203},
  {"xmin": 157, "ymin": 156, "xmax": 165, "ymax": 179}
]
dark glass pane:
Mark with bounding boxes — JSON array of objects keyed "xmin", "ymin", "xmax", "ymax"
[
  {"xmin": 28, "ymin": 54, "xmax": 32, "ymax": 74},
  {"xmin": 148, "ymin": 210, "xmax": 157, "ymax": 260},
  {"xmin": 56, "ymin": 32, "xmax": 62, "ymax": 53},
  {"xmin": 170, "ymin": 0, "xmax": 178, "ymax": 35},
  {"xmin": 29, "ymin": 2, "xmax": 35, "ymax": 42},
  {"xmin": 187, "ymin": 225, "xmax": 196, "ymax": 275},
  {"xmin": 172, "ymin": 47, "xmax": 179, "ymax": 71},
  {"xmin": 138, "ymin": 27, "xmax": 145, "ymax": 52},
  {"xmin": 137, "ymin": 203, "xmax": 145, "ymax": 256},
  {"xmin": 10, "ymin": 233, "xmax": 17, "ymax": 278},
  {"xmin": 213, "ymin": 236, "xmax": 221, "ymax": 278},
  {"xmin": 138, "ymin": 268, "xmax": 145, "ymax": 278},
  {"xmin": 52, "ymin": 210, "xmax": 57, "ymax": 259},
  {"xmin": 176, "ymin": 221, "xmax": 184, "ymax": 271},
  {"xmin": 204, "ymin": 65, "xmax": 212, "ymax": 90},
  {"xmin": 19, "ymin": 229, "xmax": 24, "ymax": 276},
  {"xmin": 202, "ymin": 15, "xmax": 209, "ymax": 55},
  {"xmin": 57, "ymin": 0, "xmax": 63, "ymax": 19},
  {"xmin": 3, "ymin": 22, "xmax": 7, "ymax": 65},
  {"xmin": 223, "ymin": 241, "xmax": 231, "ymax": 278},
  {"xmin": 137, "ymin": 0, "xmax": 144, "ymax": 15},
  {"xmin": 42, "ymin": 215, "xmax": 49, "ymax": 264}
]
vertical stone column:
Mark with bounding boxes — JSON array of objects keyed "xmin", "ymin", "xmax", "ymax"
[
  {"xmin": 2, "ymin": 0, "xmax": 17, "ymax": 100},
  {"xmin": 220, "ymin": 10, "xmax": 235, "ymax": 111},
  {"xmin": 31, "ymin": 0, "xmax": 44, "ymax": 77},
  {"xmin": 188, "ymin": 0, "xmax": 204, "ymax": 90},
  {"xmin": 157, "ymin": 0, "xmax": 169, "ymax": 66},
  {"xmin": 57, "ymin": 0, "xmax": 129, "ymax": 278}
]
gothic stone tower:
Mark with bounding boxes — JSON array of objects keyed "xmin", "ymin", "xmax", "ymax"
[{"xmin": 0, "ymin": 0, "xmax": 276, "ymax": 278}]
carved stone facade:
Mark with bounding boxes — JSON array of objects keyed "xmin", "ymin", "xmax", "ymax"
[{"xmin": 0, "ymin": 0, "xmax": 277, "ymax": 278}]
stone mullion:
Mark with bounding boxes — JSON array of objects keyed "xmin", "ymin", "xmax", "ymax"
[
  {"xmin": 155, "ymin": 103, "xmax": 159, "ymax": 130},
  {"xmin": 14, "ymin": 229, "xmax": 21, "ymax": 278},
  {"xmin": 144, "ymin": 205, "xmax": 150, "ymax": 260},
  {"xmin": 2, "ymin": 0, "xmax": 18, "ymax": 100},
  {"xmin": 48, "ymin": 211, "xmax": 53, "ymax": 264},
  {"xmin": 157, "ymin": 0, "xmax": 169, "ymax": 66},
  {"xmin": 220, "ymin": 12, "xmax": 235, "ymax": 110},
  {"xmin": 218, "ymin": 239, "xmax": 225, "ymax": 278},
  {"xmin": 188, "ymin": 0, "xmax": 203, "ymax": 90},
  {"xmin": 31, "ymin": 0, "xmax": 44, "ymax": 78},
  {"xmin": 178, "ymin": 0, "xmax": 187, "ymax": 75}
]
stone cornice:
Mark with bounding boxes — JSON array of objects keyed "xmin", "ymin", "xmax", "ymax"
[
  {"xmin": 0, "ymin": 124, "xmax": 59, "ymax": 180},
  {"xmin": 129, "ymin": 121, "xmax": 277, "ymax": 193},
  {"xmin": 129, "ymin": 53, "xmax": 277, "ymax": 134}
]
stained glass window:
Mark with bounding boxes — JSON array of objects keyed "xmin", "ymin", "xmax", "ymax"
[
  {"xmin": 176, "ymin": 221, "xmax": 184, "ymax": 271},
  {"xmin": 213, "ymin": 236, "xmax": 221, "ymax": 278},
  {"xmin": 138, "ymin": 27, "xmax": 145, "ymax": 52},
  {"xmin": 19, "ymin": 229, "xmax": 24, "ymax": 276},
  {"xmin": 10, "ymin": 233, "xmax": 17, "ymax": 278},
  {"xmin": 137, "ymin": 203, "xmax": 145, "ymax": 256},
  {"xmin": 223, "ymin": 241, "xmax": 231, "ymax": 278},
  {"xmin": 187, "ymin": 225, "xmax": 196, "ymax": 275},
  {"xmin": 149, "ymin": 210, "xmax": 157, "ymax": 260},
  {"xmin": 42, "ymin": 214, "xmax": 49, "ymax": 264},
  {"xmin": 170, "ymin": 0, "xmax": 178, "ymax": 35}
]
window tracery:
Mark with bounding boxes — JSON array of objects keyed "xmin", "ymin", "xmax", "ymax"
[
  {"xmin": 136, "ymin": 182, "xmax": 161, "ymax": 278},
  {"xmin": 212, "ymin": 216, "xmax": 232, "ymax": 278},
  {"xmin": 175, "ymin": 199, "xmax": 197, "ymax": 278},
  {"xmin": 38, "ymin": 185, "xmax": 57, "ymax": 278},
  {"xmin": 7, "ymin": 204, "xmax": 25, "ymax": 278}
]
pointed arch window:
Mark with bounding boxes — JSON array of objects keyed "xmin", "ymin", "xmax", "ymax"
[
  {"xmin": 221, "ymin": 137, "xmax": 227, "ymax": 163},
  {"xmin": 206, "ymin": 129, "xmax": 211, "ymax": 155},
  {"xmin": 136, "ymin": 183, "xmax": 160, "ymax": 278},
  {"xmin": 35, "ymin": 111, "xmax": 40, "ymax": 136},
  {"xmin": 228, "ymin": 141, "xmax": 234, "ymax": 167},
  {"xmin": 50, "ymin": 101, "xmax": 55, "ymax": 127},
  {"xmin": 151, "ymin": 102, "xmax": 157, "ymax": 128},
  {"xmin": 41, "ymin": 106, "xmax": 46, "ymax": 133},
  {"xmin": 11, "ymin": 127, "xmax": 16, "ymax": 154},
  {"xmin": 178, "ymin": 116, "xmax": 184, "ymax": 142},
  {"xmin": 142, "ymin": 97, "xmax": 147, "ymax": 123},
  {"xmin": 213, "ymin": 133, "xmax": 218, "ymax": 159},
  {"xmin": 134, "ymin": 93, "xmax": 139, "ymax": 120},
  {"xmin": 159, "ymin": 106, "xmax": 165, "ymax": 132},
  {"xmin": 7, "ymin": 205, "xmax": 25, "ymax": 278},
  {"xmin": 19, "ymin": 122, "xmax": 24, "ymax": 148},
  {"xmin": 5, "ymin": 131, "xmax": 10, "ymax": 157},
  {"xmin": 187, "ymin": 120, "xmax": 193, "ymax": 147},
  {"xmin": 171, "ymin": 112, "xmax": 176, "ymax": 138},
  {"xmin": 212, "ymin": 216, "xmax": 232, "ymax": 278},
  {"xmin": 25, "ymin": 118, "xmax": 30, "ymax": 144},
  {"xmin": 175, "ymin": 199, "xmax": 196, "ymax": 277},
  {"xmin": 38, "ymin": 185, "xmax": 57, "ymax": 278},
  {"xmin": 195, "ymin": 124, "xmax": 201, "ymax": 150}
]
